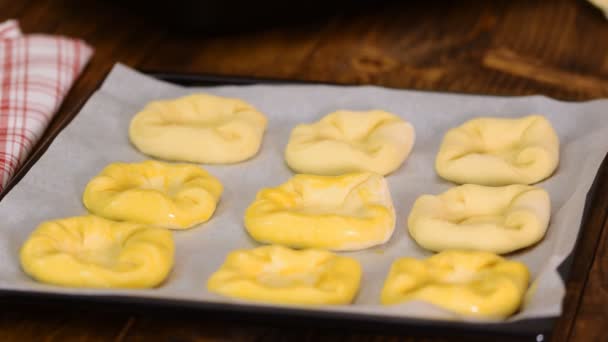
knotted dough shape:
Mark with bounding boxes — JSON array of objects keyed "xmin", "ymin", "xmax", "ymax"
[
  {"xmin": 20, "ymin": 215, "xmax": 174, "ymax": 288},
  {"xmin": 83, "ymin": 160, "xmax": 223, "ymax": 229},
  {"xmin": 381, "ymin": 250, "xmax": 530, "ymax": 319},
  {"xmin": 129, "ymin": 94, "xmax": 267, "ymax": 164},
  {"xmin": 245, "ymin": 172, "xmax": 395, "ymax": 251},
  {"xmin": 285, "ymin": 110, "xmax": 415, "ymax": 176},
  {"xmin": 207, "ymin": 245, "xmax": 362, "ymax": 305},
  {"xmin": 408, "ymin": 184, "xmax": 551, "ymax": 254},
  {"xmin": 435, "ymin": 115, "xmax": 559, "ymax": 185}
]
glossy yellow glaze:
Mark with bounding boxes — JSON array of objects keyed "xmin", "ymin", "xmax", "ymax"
[
  {"xmin": 381, "ymin": 250, "xmax": 530, "ymax": 319},
  {"xmin": 208, "ymin": 245, "xmax": 362, "ymax": 305},
  {"xmin": 244, "ymin": 172, "xmax": 395, "ymax": 251},
  {"xmin": 83, "ymin": 160, "xmax": 223, "ymax": 229},
  {"xmin": 20, "ymin": 215, "xmax": 174, "ymax": 288}
]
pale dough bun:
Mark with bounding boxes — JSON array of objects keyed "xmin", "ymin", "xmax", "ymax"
[
  {"xmin": 408, "ymin": 184, "xmax": 551, "ymax": 254},
  {"xmin": 435, "ymin": 115, "xmax": 559, "ymax": 185},
  {"xmin": 20, "ymin": 215, "xmax": 174, "ymax": 288},
  {"xmin": 285, "ymin": 110, "xmax": 415, "ymax": 176},
  {"xmin": 129, "ymin": 94, "xmax": 267, "ymax": 164},
  {"xmin": 589, "ymin": 0, "xmax": 608, "ymax": 18},
  {"xmin": 244, "ymin": 172, "xmax": 395, "ymax": 251},
  {"xmin": 381, "ymin": 250, "xmax": 530, "ymax": 319},
  {"xmin": 83, "ymin": 160, "xmax": 223, "ymax": 229}
]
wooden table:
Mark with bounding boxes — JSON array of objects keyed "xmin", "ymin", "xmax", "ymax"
[{"xmin": 1, "ymin": 0, "xmax": 608, "ymax": 340}]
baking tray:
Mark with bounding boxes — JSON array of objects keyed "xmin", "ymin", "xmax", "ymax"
[{"xmin": 1, "ymin": 69, "xmax": 604, "ymax": 340}]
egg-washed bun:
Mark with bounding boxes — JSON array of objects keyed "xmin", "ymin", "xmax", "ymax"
[
  {"xmin": 83, "ymin": 160, "xmax": 223, "ymax": 229},
  {"xmin": 435, "ymin": 115, "xmax": 559, "ymax": 185},
  {"xmin": 207, "ymin": 245, "xmax": 362, "ymax": 305},
  {"xmin": 285, "ymin": 110, "xmax": 415, "ymax": 176},
  {"xmin": 408, "ymin": 184, "xmax": 551, "ymax": 254},
  {"xmin": 20, "ymin": 215, "xmax": 174, "ymax": 288},
  {"xmin": 129, "ymin": 93, "xmax": 267, "ymax": 164},
  {"xmin": 381, "ymin": 250, "xmax": 530, "ymax": 319},
  {"xmin": 245, "ymin": 172, "xmax": 395, "ymax": 251}
]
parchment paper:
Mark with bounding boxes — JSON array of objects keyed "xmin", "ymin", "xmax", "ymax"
[{"xmin": 1, "ymin": 64, "xmax": 607, "ymax": 323}]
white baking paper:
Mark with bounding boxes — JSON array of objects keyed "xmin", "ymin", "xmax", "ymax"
[{"xmin": 1, "ymin": 63, "xmax": 607, "ymax": 323}]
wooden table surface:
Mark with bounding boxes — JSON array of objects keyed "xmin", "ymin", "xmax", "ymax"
[{"xmin": 2, "ymin": 0, "xmax": 608, "ymax": 341}]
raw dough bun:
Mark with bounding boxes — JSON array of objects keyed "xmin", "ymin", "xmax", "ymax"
[
  {"xmin": 207, "ymin": 245, "xmax": 362, "ymax": 305},
  {"xmin": 20, "ymin": 215, "xmax": 174, "ymax": 288},
  {"xmin": 244, "ymin": 172, "xmax": 395, "ymax": 251},
  {"xmin": 589, "ymin": 0, "xmax": 608, "ymax": 18},
  {"xmin": 408, "ymin": 184, "xmax": 550, "ymax": 254},
  {"xmin": 129, "ymin": 93, "xmax": 267, "ymax": 164},
  {"xmin": 381, "ymin": 250, "xmax": 530, "ymax": 319},
  {"xmin": 83, "ymin": 160, "xmax": 223, "ymax": 229},
  {"xmin": 285, "ymin": 110, "xmax": 415, "ymax": 175},
  {"xmin": 435, "ymin": 115, "xmax": 559, "ymax": 185}
]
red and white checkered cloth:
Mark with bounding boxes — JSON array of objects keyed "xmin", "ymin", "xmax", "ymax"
[{"xmin": 0, "ymin": 20, "xmax": 92, "ymax": 192}]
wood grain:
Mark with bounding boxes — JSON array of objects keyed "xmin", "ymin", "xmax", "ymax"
[
  {"xmin": 482, "ymin": 48, "xmax": 608, "ymax": 97},
  {"xmin": 1, "ymin": 0, "xmax": 608, "ymax": 340}
]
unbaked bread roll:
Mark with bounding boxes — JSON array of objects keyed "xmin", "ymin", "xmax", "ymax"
[
  {"xmin": 408, "ymin": 184, "xmax": 550, "ymax": 254},
  {"xmin": 207, "ymin": 245, "xmax": 362, "ymax": 305},
  {"xmin": 589, "ymin": 0, "xmax": 608, "ymax": 18},
  {"xmin": 381, "ymin": 250, "xmax": 530, "ymax": 319},
  {"xmin": 285, "ymin": 110, "xmax": 415, "ymax": 175},
  {"xmin": 83, "ymin": 160, "xmax": 223, "ymax": 229},
  {"xmin": 244, "ymin": 172, "xmax": 395, "ymax": 251},
  {"xmin": 435, "ymin": 115, "xmax": 559, "ymax": 185},
  {"xmin": 129, "ymin": 94, "xmax": 267, "ymax": 164},
  {"xmin": 20, "ymin": 215, "xmax": 174, "ymax": 288}
]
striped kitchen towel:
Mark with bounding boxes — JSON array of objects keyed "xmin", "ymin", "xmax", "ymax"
[{"xmin": 0, "ymin": 20, "xmax": 92, "ymax": 192}]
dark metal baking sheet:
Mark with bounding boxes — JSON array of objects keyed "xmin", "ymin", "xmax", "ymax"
[{"xmin": 2, "ymin": 69, "xmax": 603, "ymax": 339}]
